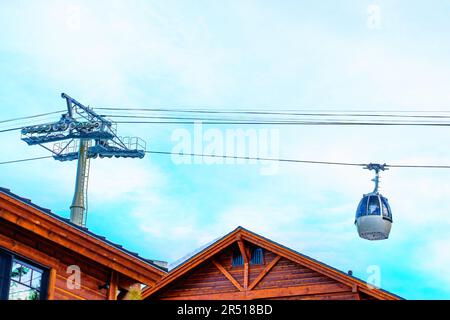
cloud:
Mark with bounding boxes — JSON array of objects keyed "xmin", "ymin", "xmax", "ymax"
[
  {"xmin": 88, "ymin": 158, "xmax": 166, "ymax": 201},
  {"xmin": 1, "ymin": 0, "xmax": 450, "ymax": 298}
]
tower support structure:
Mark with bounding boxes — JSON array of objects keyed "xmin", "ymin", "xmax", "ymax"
[
  {"xmin": 20, "ymin": 93, "xmax": 146, "ymax": 227},
  {"xmin": 70, "ymin": 139, "xmax": 90, "ymax": 227}
]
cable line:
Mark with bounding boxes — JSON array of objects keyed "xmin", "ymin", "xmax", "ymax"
[
  {"xmin": 0, "ymin": 126, "xmax": 24, "ymax": 133},
  {"xmin": 0, "ymin": 156, "xmax": 53, "ymax": 165},
  {"xmin": 146, "ymin": 151, "xmax": 450, "ymax": 169},
  {"xmin": 5, "ymin": 109, "xmax": 450, "ymax": 134},
  {"xmin": 114, "ymin": 120, "xmax": 450, "ymax": 126},
  {"xmin": 3, "ymin": 151, "xmax": 450, "ymax": 170},
  {"xmin": 145, "ymin": 150, "xmax": 366, "ymax": 167},
  {"xmin": 0, "ymin": 110, "xmax": 64, "ymax": 124},
  {"xmin": 102, "ymin": 114, "xmax": 450, "ymax": 123},
  {"xmin": 95, "ymin": 107, "xmax": 450, "ymax": 118}
]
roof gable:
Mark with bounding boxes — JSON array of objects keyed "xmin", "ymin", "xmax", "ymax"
[
  {"xmin": 0, "ymin": 187, "xmax": 167, "ymax": 285},
  {"xmin": 143, "ymin": 226, "xmax": 401, "ymax": 300}
]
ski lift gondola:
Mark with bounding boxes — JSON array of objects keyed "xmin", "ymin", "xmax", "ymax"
[{"xmin": 355, "ymin": 163, "xmax": 393, "ymax": 240}]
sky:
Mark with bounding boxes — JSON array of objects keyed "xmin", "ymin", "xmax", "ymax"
[{"xmin": 0, "ymin": 0, "xmax": 450, "ymax": 299}]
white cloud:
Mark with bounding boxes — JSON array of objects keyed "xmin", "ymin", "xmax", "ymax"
[
  {"xmin": 1, "ymin": 0, "xmax": 450, "ymax": 298},
  {"xmin": 88, "ymin": 158, "xmax": 165, "ymax": 201}
]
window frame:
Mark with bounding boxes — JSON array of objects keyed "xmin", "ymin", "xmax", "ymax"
[
  {"xmin": 367, "ymin": 195, "xmax": 381, "ymax": 215},
  {"xmin": 0, "ymin": 248, "xmax": 49, "ymax": 300},
  {"xmin": 231, "ymin": 247, "xmax": 265, "ymax": 267},
  {"xmin": 356, "ymin": 196, "xmax": 369, "ymax": 219},
  {"xmin": 380, "ymin": 196, "xmax": 393, "ymax": 222}
]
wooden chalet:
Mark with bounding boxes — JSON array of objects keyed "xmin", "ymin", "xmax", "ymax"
[
  {"xmin": 0, "ymin": 187, "xmax": 401, "ymax": 300},
  {"xmin": 0, "ymin": 187, "xmax": 167, "ymax": 300},
  {"xmin": 142, "ymin": 227, "xmax": 401, "ymax": 300}
]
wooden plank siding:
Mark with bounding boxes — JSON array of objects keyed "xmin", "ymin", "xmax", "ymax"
[
  {"xmin": 151, "ymin": 244, "xmax": 359, "ymax": 300},
  {"xmin": 144, "ymin": 228, "xmax": 401, "ymax": 300},
  {"xmin": 0, "ymin": 192, "xmax": 165, "ymax": 286},
  {"xmin": 0, "ymin": 187, "xmax": 401, "ymax": 301},
  {"xmin": 0, "ymin": 189, "xmax": 167, "ymax": 300},
  {"xmin": 0, "ymin": 217, "xmax": 109, "ymax": 300}
]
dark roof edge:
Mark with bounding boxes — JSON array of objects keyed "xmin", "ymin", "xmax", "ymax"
[
  {"xmin": 168, "ymin": 225, "xmax": 402, "ymax": 299},
  {"xmin": 237, "ymin": 226, "xmax": 403, "ymax": 300},
  {"xmin": 168, "ymin": 226, "xmax": 241, "ymax": 273}
]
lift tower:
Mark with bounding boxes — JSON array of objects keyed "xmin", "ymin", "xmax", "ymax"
[{"xmin": 20, "ymin": 93, "xmax": 146, "ymax": 227}]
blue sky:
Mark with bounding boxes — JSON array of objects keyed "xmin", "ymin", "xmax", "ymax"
[{"xmin": 1, "ymin": 0, "xmax": 450, "ymax": 299}]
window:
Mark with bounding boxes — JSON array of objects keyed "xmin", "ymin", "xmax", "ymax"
[
  {"xmin": 250, "ymin": 248, "xmax": 264, "ymax": 265},
  {"xmin": 381, "ymin": 197, "xmax": 393, "ymax": 222},
  {"xmin": 356, "ymin": 196, "xmax": 368, "ymax": 219},
  {"xmin": 232, "ymin": 249, "xmax": 244, "ymax": 266},
  {"xmin": 367, "ymin": 196, "xmax": 381, "ymax": 215},
  {"xmin": 0, "ymin": 249, "xmax": 48, "ymax": 300},
  {"xmin": 232, "ymin": 247, "xmax": 264, "ymax": 266}
]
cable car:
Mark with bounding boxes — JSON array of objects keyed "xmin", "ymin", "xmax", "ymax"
[{"xmin": 355, "ymin": 164, "xmax": 393, "ymax": 240}]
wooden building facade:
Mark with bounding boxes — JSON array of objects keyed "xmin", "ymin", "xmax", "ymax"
[
  {"xmin": 0, "ymin": 187, "xmax": 400, "ymax": 300},
  {"xmin": 143, "ymin": 227, "xmax": 400, "ymax": 300},
  {"xmin": 0, "ymin": 188, "xmax": 167, "ymax": 300}
]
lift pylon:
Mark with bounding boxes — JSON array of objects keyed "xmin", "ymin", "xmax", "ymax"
[{"xmin": 21, "ymin": 93, "xmax": 146, "ymax": 227}]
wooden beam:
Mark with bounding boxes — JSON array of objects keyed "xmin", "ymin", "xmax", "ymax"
[
  {"xmin": 0, "ymin": 195, "xmax": 167, "ymax": 279},
  {"xmin": 160, "ymin": 282, "xmax": 352, "ymax": 300},
  {"xmin": 0, "ymin": 205, "xmax": 163, "ymax": 285},
  {"xmin": 0, "ymin": 233, "xmax": 59, "ymax": 268},
  {"xmin": 351, "ymin": 284, "xmax": 361, "ymax": 300},
  {"xmin": 108, "ymin": 271, "xmax": 119, "ymax": 300},
  {"xmin": 291, "ymin": 291, "xmax": 359, "ymax": 300},
  {"xmin": 248, "ymin": 255, "xmax": 281, "ymax": 290},
  {"xmin": 55, "ymin": 274, "xmax": 107, "ymax": 299},
  {"xmin": 54, "ymin": 287, "xmax": 87, "ymax": 300},
  {"xmin": 237, "ymin": 239, "xmax": 249, "ymax": 264},
  {"xmin": 239, "ymin": 232, "xmax": 399, "ymax": 300},
  {"xmin": 244, "ymin": 263, "xmax": 249, "ymax": 290},
  {"xmin": 142, "ymin": 231, "xmax": 241, "ymax": 299},
  {"xmin": 47, "ymin": 268, "xmax": 57, "ymax": 300},
  {"xmin": 237, "ymin": 239, "xmax": 249, "ymax": 290},
  {"xmin": 143, "ymin": 227, "xmax": 400, "ymax": 301},
  {"xmin": 212, "ymin": 259, "xmax": 244, "ymax": 292}
]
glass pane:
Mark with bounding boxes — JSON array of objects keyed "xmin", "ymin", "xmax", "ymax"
[
  {"xmin": 10, "ymin": 262, "xmax": 22, "ymax": 281},
  {"xmin": 19, "ymin": 266, "xmax": 32, "ymax": 286},
  {"xmin": 8, "ymin": 282, "xmax": 39, "ymax": 300},
  {"xmin": 232, "ymin": 250, "xmax": 243, "ymax": 266},
  {"xmin": 381, "ymin": 197, "xmax": 393, "ymax": 221},
  {"xmin": 31, "ymin": 271, "xmax": 43, "ymax": 290},
  {"xmin": 356, "ymin": 196, "xmax": 368, "ymax": 218},
  {"xmin": 368, "ymin": 196, "xmax": 381, "ymax": 215},
  {"xmin": 250, "ymin": 248, "xmax": 263, "ymax": 265}
]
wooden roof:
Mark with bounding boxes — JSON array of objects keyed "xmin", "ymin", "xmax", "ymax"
[
  {"xmin": 0, "ymin": 187, "xmax": 167, "ymax": 286},
  {"xmin": 142, "ymin": 226, "xmax": 402, "ymax": 300}
]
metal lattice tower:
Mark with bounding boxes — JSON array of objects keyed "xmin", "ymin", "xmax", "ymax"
[{"xmin": 21, "ymin": 93, "xmax": 146, "ymax": 227}]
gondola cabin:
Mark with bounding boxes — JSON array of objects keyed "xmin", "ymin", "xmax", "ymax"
[
  {"xmin": 355, "ymin": 192, "xmax": 393, "ymax": 240},
  {"xmin": 0, "ymin": 188, "xmax": 401, "ymax": 300}
]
